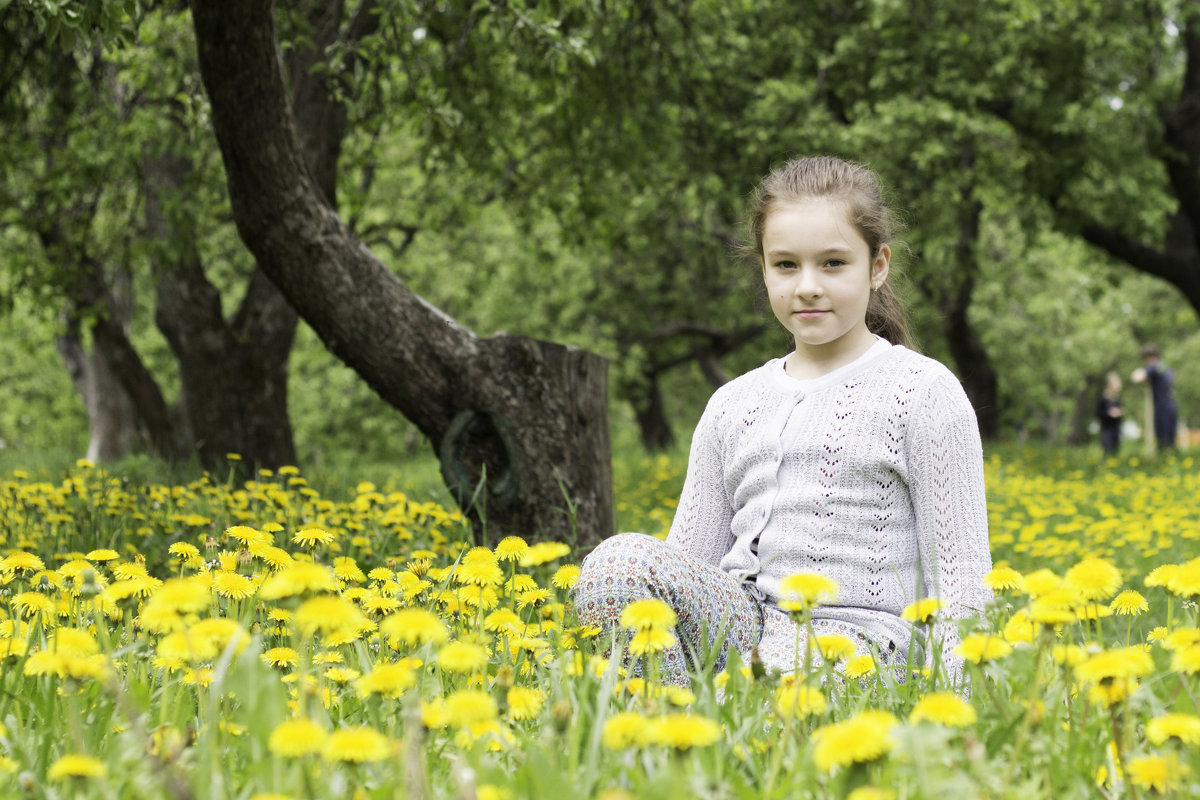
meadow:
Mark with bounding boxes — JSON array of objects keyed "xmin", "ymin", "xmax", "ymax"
[{"xmin": 0, "ymin": 445, "xmax": 1198, "ymax": 799}]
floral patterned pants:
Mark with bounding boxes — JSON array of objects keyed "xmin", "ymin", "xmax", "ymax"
[{"xmin": 571, "ymin": 533, "xmax": 902, "ymax": 686}]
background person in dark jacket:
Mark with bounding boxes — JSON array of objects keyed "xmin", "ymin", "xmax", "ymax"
[{"xmin": 1131, "ymin": 343, "xmax": 1179, "ymax": 450}]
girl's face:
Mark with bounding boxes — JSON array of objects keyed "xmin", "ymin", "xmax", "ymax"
[{"xmin": 761, "ymin": 198, "xmax": 890, "ymax": 366}]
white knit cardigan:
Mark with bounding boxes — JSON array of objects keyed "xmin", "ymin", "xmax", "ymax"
[{"xmin": 666, "ymin": 340, "xmax": 993, "ymax": 685}]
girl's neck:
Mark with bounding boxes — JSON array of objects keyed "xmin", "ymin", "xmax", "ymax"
[{"xmin": 785, "ymin": 329, "xmax": 881, "ymax": 381}]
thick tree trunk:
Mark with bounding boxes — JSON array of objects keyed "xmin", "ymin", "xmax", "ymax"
[
  {"xmin": 942, "ymin": 304, "xmax": 1000, "ymax": 440},
  {"xmin": 55, "ymin": 314, "xmax": 142, "ymax": 462},
  {"xmin": 632, "ymin": 373, "xmax": 674, "ymax": 452},
  {"xmin": 144, "ymin": 149, "xmax": 298, "ymax": 472},
  {"xmin": 191, "ymin": 0, "xmax": 614, "ymax": 544},
  {"xmin": 1066, "ymin": 374, "xmax": 1102, "ymax": 447},
  {"xmin": 919, "ymin": 177, "xmax": 1000, "ymax": 439}
]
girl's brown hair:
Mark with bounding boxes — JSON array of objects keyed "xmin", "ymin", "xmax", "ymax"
[{"xmin": 746, "ymin": 156, "xmax": 915, "ymax": 349}]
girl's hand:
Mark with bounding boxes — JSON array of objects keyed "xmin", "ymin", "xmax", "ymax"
[{"xmin": 1130, "ymin": 367, "xmax": 1147, "ymax": 384}]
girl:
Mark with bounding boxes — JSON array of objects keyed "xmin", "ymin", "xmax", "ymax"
[
  {"xmin": 572, "ymin": 156, "xmax": 993, "ymax": 690},
  {"xmin": 1096, "ymin": 371, "xmax": 1124, "ymax": 456}
]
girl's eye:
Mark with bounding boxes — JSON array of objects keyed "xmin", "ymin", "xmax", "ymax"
[
  {"xmin": 775, "ymin": 261, "xmax": 797, "ymax": 270},
  {"xmin": 825, "ymin": 259, "xmax": 845, "ymax": 269}
]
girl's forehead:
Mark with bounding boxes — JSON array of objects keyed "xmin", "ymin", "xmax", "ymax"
[{"xmin": 763, "ymin": 198, "xmax": 865, "ymax": 249}]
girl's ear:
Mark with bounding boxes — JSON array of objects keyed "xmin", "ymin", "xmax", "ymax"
[{"xmin": 870, "ymin": 244, "xmax": 892, "ymax": 290}]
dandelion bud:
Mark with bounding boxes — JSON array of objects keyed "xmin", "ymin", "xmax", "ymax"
[
  {"xmin": 551, "ymin": 700, "xmax": 573, "ymax": 733},
  {"xmin": 750, "ymin": 646, "xmax": 767, "ymax": 681}
]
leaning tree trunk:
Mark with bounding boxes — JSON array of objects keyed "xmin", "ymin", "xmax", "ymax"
[{"xmin": 191, "ymin": 0, "xmax": 613, "ymax": 545}]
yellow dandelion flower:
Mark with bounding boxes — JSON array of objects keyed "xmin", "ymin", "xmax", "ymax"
[
  {"xmin": 225, "ymin": 526, "xmax": 269, "ymax": 548},
  {"xmin": 629, "ymin": 627, "xmax": 676, "ymax": 656},
  {"xmin": 146, "ymin": 577, "xmax": 211, "ymax": 615},
  {"xmin": 774, "ymin": 684, "xmax": 826, "ymax": 719},
  {"xmin": 1127, "ymin": 754, "xmax": 1189, "ymax": 794},
  {"xmin": 322, "ymin": 726, "xmax": 390, "ymax": 763},
  {"xmin": 1144, "ymin": 563, "xmax": 1179, "ymax": 589},
  {"xmin": 85, "ymin": 549, "xmax": 120, "ymax": 563},
  {"xmin": 1075, "ymin": 646, "xmax": 1154, "ymax": 684},
  {"xmin": 1170, "ymin": 644, "xmax": 1200, "ymax": 674},
  {"xmin": 268, "ymin": 718, "xmax": 327, "ymax": 757},
  {"xmin": 815, "ymin": 634, "xmax": 856, "ymax": 662},
  {"xmin": 168, "ymin": 542, "xmax": 200, "ymax": 560},
  {"xmin": 1163, "ymin": 627, "xmax": 1200, "ymax": 650},
  {"xmin": 0, "ymin": 639, "xmax": 28, "ymax": 660},
  {"xmin": 380, "ymin": 608, "xmax": 449, "ymax": 648},
  {"xmin": 506, "ymin": 686, "xmax": 546, "ymax": 721},
  {"xmin": 778, "ymin": 573, "xmax": 839, "ymax": 611},
  {"xmin": 483, "ymin": 608, "xmax": 524, "ymax": 634},
  {"xmin": 456, "ymin": 559, "xmax": 504, "ymax": 588},
  {"xmin": 844, "ymin": 654, "xmax": 876, "ymax": 680},
  {"xmin": 515, "ymin": 588, "xmax": 548, "ymax": 609},
  {"xmin": 1, "ymin": 551, "xmax": 45, "ymax": 573},
  {"xmin": 212, "ymin": 571, "xmax": 256, "ymax": 600},
  {"xmin": 1028, "ymin": 588, "xmax": 1079, "ymax": 626},
  {"xmin": 665, "ymin": 686, "xmax": 696, "ymax": 706},
  {"xmin": 1065, "ymin": 561, "xmax": 1118, "ymax": 604},
  {"xmin": 1003, "ymin": 609, "xmax": 1037, "ymax": 644},
  {"xmin": 49, "ymin": 628, "xmax": 98, "ymax": 656},
  {"xmin": 955, "ymin": 634, "xmax": 1013, "ymax": 664},
  {"xmin": 1022, "ymin": 568, "xmax": 1061, "ymax": 598},
  {"xmin": 900, "ymin": 598, "xmax": 942, "ymax": 623},
  {"xmin": 421, "ymin": 698, "xmax": 451, "ymax": 729},
  {"xmin": 261, "ymin": 647, "xmax": 299, "ymax": 669},
  {"xmin": 551, "ymin": 564, "xmax": 581, "ymax": 589},
  {"xmin": 909, "ymin": 692, "xmax": 977, "ymax": 727},
  {"xmin": 1147, "ymin": 713, "xmax": 1200, "ymax": 745},
  {"xmin": 355, "ymin": 662, "xmax": 416, "ymax": 699},
  {"xmin": 111, "ymin": 561, "xmax": 149, "ymax": 580},
  {"xmin": 332, "ymin": 557, "xmax": 366, "ymax": 583},
  {"xmin": 494, "ymin": 536, "xmax": 529, "ymax": 562},
  {"xmin": 811, "ymin": 710, "xmax": 899, "ymax": 772},
  {"xmin": 47, "ymin": 754, "xmax": 107, "ymax": 781},
  {"xmin": 1164, "ymin": 558, "xmax": 1200, "ymax": 597},
  {"xmin": 1088, "ymin": 677, "xmax": 1136, "ymax": 707},
  {"xmin": 603, "ymin": 711, "xmax": 649, "ymax": 749},
  {"xmin": 644, "ymin": 714, "xmax": 722, "ymax": 749},
  {"xmin": 292, "ymin": 527, "xmax": 334, "ymax": 548},
  {"xmin": 505, "ymin": 574, "xmax": 538, "ymax": 593},
  {"xmin": 619, "ymin": 598, "xmax": 676, "ymax": 631},
  {"xmin": 518, "ymin": 541, "xmax": 571, "ymax": 567},
  {"xmin": 1051, "ymin": 644, "xmax": 1088, "ymax": 667},
  {"xmin": 437, "ymin": 641, "xmax": 489, "ymax": 673},
  {"xmin": 294, "ymin": 595, "xmax": 371, "ymax": 641},
  {"xmin": 444, "ymin": 688, "xmax": 498, "ymax": 727},
  {"xmin": 0, "ymin": 755, "xmax": 16, "ymax": 774},
  {"xmin": 1109, "ymin": 590, "xmax": 1148, "ymax": 616},
  {"xmin": 12, "ymin": 591, "xmax": 56, "ymax": 618},
  {"xmin": 259, "ymin": 562, "xmax": 338, "ymax": 600},
  {"xmin": 847, "ymin": 788, "xmax": 894, "ymax": 800}
]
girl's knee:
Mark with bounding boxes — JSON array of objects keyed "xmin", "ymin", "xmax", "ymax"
[{"xmin": 573, "ymin": 533, "xmax": 673, "ymax": 618}]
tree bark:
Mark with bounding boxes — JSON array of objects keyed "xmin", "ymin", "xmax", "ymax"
[
  {"xmin": 143, "ymin": 148, "xmax": 299, "ymax": 473},
  {"xmin": 190, "ymin": 0, "xmax": 614, "ymax": 544}
]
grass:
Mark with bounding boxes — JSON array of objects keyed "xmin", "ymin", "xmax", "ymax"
[{"xmin": 0, "ymin": 442, "xmax": 1197, "ymax": 798}]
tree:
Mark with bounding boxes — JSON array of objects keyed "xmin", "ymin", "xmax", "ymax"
[
  {"xmin": 189, "ymin": 0, "xmax": 613, "ymax": 545},
  {"xmin": 0, "ymin": 5, "xmax": 387, "ymax": 473}
]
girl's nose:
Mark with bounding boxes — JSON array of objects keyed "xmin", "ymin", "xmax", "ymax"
[{"xmin": 794, "ymin": 266, "xmax": 822, "ymax": 297}]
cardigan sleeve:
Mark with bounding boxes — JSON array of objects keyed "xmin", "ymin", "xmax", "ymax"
[
  {"xmin": 906, "ymin": 372, "xmax": 994, "ymax": 690},
  {"xmin": 665, "ymin": 398, "xmax": 737, "ymax": 568}
]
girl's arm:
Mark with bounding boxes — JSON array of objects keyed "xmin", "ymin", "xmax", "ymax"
[
  {"xmin": 665, "ymin": 402, "xmax": 736, "ymax": 568},
  {"xmin": 908, "ymin": 373, "xmax": 995, "ymax": 690}
]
